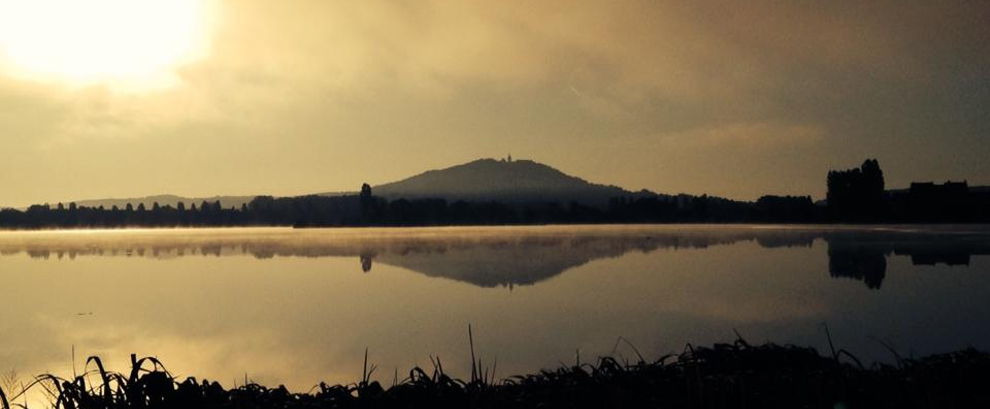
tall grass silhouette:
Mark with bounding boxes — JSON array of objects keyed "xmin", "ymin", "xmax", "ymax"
[{"xmin": 2, "ymin": 338, "xmax": 988, "ymax": 408}]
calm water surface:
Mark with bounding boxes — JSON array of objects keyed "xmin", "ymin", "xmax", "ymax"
[{"xmin": 1, "ymin": 225, "xmax": 988, "ymax": 395}]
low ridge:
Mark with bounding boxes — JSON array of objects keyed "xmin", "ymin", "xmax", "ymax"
[{"xmin": 372, "ymin": 158, "xmax": 639, "ymax": 206}]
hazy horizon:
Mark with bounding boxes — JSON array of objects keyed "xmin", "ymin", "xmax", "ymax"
[
  {"xmin": 2, "ymin": 1, "xmax": 988, "ymax": 207},
  {"xmin": 7, "ymin": 155, "xmax": 989, "ymax": 209}
]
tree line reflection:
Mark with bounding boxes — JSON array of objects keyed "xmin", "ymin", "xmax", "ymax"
[
  {"xmin": 1, "ymin": 228, "xmax": 986, "ymax": 289},
  {"xmin": 825, "ymin": 232, "xmax": 983, "ymax": 289}
]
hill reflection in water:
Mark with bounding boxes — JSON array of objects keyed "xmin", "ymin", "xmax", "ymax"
[
  {"xmin": 2, "ymin": 225, "xmax": 989, "ymax": 400},
  {"xmin": 1, "ymin": 225, "xmax": 987, "ymax": 289}
]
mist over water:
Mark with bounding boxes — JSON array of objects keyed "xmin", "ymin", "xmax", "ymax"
[{"xmin": 1, "ymin": 225, "xmax": 988, "ymax": 397}]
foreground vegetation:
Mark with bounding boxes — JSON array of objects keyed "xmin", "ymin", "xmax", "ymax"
[{"xmin": 2, "ymin": 338, "xmax": 988, "ymax": 409}]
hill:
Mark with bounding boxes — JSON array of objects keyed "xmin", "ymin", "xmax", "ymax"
[{"xmin": 365, "ymin": 158, "xmax": 648, "ymax": 207}]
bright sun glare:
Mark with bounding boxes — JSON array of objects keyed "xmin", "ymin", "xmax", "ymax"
[{"xmin": 0, "ymin": 0, "xmax": 211, "ymax": 90}]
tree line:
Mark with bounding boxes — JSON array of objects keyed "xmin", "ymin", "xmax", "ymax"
[
  {"xmin": 2, "ymin": 160, "xmax": 985, "ymax": 229},
  {"xmin": 0, "ymin": 200, "xmax": 249, "ymax": 228},
  {"xmin": 826, "ymin": 159, "xmax": 990, "ymax": 223},
  {"xmin": 0, "ymin": 184, "xmax": 820, "ymax": 229}
]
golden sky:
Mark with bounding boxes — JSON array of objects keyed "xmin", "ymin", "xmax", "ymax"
[{"xmin": 1, "ymin": 0, "xmax": 988, "ymax": 207}]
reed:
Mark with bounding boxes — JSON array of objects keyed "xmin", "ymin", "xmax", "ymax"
[
  {"xmin": 0, "ymin": 384, "xmax": 8, "ymax": 409},
  {"xmin": 1, "ymin": 338, "xmax": 988, "ymax": 408}
]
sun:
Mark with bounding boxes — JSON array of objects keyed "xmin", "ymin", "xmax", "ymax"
[{"xmin": 0, "ymin": 0, "xmax": 213, "ymax": 91}]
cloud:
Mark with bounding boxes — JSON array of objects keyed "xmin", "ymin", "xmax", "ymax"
[
  {"xmin": 655, "ymin": 121, "xmax": 826, "ymax": 150},
  {"xmin": 0, "ymin": 0, "xmax": 988, "ymax": 206},
  {"xmin": 588, "ymin": 121, "xmax": 832, "ymax": 199}
]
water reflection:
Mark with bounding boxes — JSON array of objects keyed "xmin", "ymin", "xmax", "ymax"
[
  {"xmin": 828, "ymin": 243, "xmax": 887, "ymax": 289},
  {"xmin": 823, "ymin": 230, "xmax": 990, "ymax": 289},
  {"xmin": 1, "ymin": 225, "xmax": 988, "ymax": 402},
  {"xmin": 1, "ymin": 226, "xmax": 987, "ymax": 289}
]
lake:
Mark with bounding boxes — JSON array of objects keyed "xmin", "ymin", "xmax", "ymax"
[{"xmin": 1, "ymin": 224, "xmax": 988, "ymax": 397}]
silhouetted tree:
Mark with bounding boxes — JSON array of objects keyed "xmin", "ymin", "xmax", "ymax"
[{"xmin": 827, "ymin": 159, "xmax": 885, "ymax": 222}]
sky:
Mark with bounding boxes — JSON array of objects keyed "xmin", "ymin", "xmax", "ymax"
[{"xmin": 0, "ymin": 0, "xmax": 988, "ymax": 207}]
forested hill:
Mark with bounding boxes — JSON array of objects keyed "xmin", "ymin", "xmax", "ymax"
[{"xmin": 362, "ymin": 158, "xmax": 651, "ymax": 206}]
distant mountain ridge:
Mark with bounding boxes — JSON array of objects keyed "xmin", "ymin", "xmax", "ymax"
[
  {"xmin": 41, "ymin": 158, "xmax": 646, "ymax": 210},
  {"xmin": 69, "ymin": 195, "xmax": 256, "ymax": 210},
  {"xmin": 365, "ymin": 158, "xmax": 652, "ymax": 206}
]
